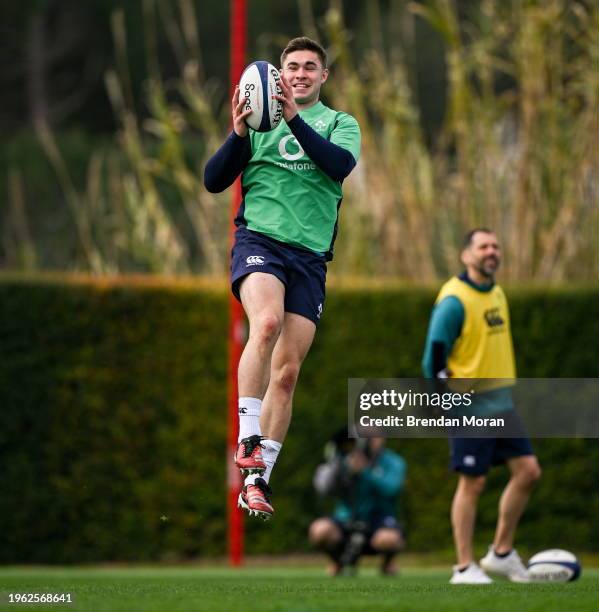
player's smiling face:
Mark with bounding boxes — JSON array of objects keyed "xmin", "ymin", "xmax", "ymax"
[
  {"xmin": 282, "ymin": 50, "xmax": 329, "ymax": 108},
  {"xmin": 463, "ymin": 231, "xmax": 501, "ymax": 280}
]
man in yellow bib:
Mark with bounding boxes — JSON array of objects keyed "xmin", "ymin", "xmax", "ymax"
[{"xmin": 422, "ymin": 229, "xmax": 542, "ymax": 584}]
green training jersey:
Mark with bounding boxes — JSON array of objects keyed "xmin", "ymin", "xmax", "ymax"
[{"xmin": 241, "ymin": 101, "xmax": 361, "ymax": 256}]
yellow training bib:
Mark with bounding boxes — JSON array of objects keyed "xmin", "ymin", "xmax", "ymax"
[{"xmin": 435, "ymin": 277, "xmax": 516, "ymax": 380}]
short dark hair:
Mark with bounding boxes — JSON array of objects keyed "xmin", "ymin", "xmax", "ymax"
[
  {"xmin": 463, "ymin": 227, "xmax": 494, "ymax": 248},
  {"xmin": 281, "ymin": 37, "xmax": 328, "ymax": 69}
]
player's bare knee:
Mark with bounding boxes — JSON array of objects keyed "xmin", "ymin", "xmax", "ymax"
[
  {"xmin": 519, "ymin": 461, "xmax": 542, "ymax": 487},
  {"xmin": 370, "ymin": 529, "xmax": 403, "ymax": 552},
  {"xmin": 274, "ymin": 361, "xmax": 300, "ymax": 395},
  {"xmin": 309, "ymin": 519, "xmax": 340, "ymax": 546},
  {"xmin": 460, "ymin": 474, "xmax": 486, "ymax": 496},
  {"xmin": 254, "ymin": 312, "xmax": 283, "ymax": 345},
  {"xmin": 308, "ymin": 518, "xmax": 327, "ymax": 543}
]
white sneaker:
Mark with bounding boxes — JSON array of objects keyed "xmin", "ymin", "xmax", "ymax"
[
  {"xmin": 480, "ymin": 546, "xmax": 530, "ymax": 582},
  {"xmin": 449, "ymin": 562, "xmax": 493, "ymax": 584}
]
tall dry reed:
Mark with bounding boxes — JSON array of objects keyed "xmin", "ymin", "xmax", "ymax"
[{"xmin": 10, "ymin": 0, "xmax": 598, "ymax": 281}]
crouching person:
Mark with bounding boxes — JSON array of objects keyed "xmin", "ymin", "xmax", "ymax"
[{"xmin": 309, "ymin": 433, "xmax": 407, "ymax": 575}]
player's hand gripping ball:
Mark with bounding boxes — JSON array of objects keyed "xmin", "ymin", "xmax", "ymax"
[{"xmin": 238, "ymin": 61, "xmax": 284, "ymax": 132}]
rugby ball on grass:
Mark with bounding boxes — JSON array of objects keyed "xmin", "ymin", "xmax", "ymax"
[
  {"xmin": 239, "ymin": 61, "xmax": 283, "ymax": 132},
  {"xmin": 527, "ymin": 549, "xmax": 581, "ymax": 582}
]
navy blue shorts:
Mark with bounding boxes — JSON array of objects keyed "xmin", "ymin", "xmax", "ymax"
[
  {"xmin": 231, "ymin": 227, "xmax": 327, "ymax": 325},
  {"xmin": 450, "ymin": 411, "xmax": 534, "ymax": 476}
]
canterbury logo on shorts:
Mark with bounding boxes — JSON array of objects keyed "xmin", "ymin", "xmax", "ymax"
[{"xmin": 246, "ymin": 255, "xmax": 265, "ymax": 266}]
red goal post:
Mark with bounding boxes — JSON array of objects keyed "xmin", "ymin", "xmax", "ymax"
[{"xmin": 227, "ymin": 0, "xmax": 247, "ymax": 567}]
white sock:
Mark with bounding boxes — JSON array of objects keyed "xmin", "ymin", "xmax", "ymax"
[
  {"xmin": 237, "ymin": 397, "xmax": 262, "ymax": 442},
  {"xmin": 244, "ymin": 441, "xmax": 281, "ymax": 486},
  {"xmin": 261, "ymin": 439, "xmax": 282, "ymax": 484}
]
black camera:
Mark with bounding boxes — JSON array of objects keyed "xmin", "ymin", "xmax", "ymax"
[{"xmin": 325, "ymin": 429, "xmax": 371, "ymax": 461}]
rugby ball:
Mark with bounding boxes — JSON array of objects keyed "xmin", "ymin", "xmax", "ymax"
[
  {"xmin": 527, "ymin": 549, "xmax": 581, "ymax": 582},
  {"xmin": 239, "ymin": 61, "xmax": 283, "ymax": 132}
]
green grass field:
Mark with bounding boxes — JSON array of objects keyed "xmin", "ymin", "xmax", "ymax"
[{"xmin": 1, "ymin": 566, "xmax": 598, "ymax": 611}]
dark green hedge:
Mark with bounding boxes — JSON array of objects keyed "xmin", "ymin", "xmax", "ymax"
[{"xmin": 1, "ymin": 277, "xmax": 598, "ymax": 562}]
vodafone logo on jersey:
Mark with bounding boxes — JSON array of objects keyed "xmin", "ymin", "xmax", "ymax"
[
  {"xmin": 246, "ymin": 255, "xmax": 265, "ymax": 266},
  {"xmin": 278, "ymin": 135, "xmax": 305, "ymax": 161}
]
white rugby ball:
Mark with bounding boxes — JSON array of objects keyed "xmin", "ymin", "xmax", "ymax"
[
  {"xmin": 239, "ymin": 61, "xmax": 283, "ymax": 132},
  {"xmin": 527, "ymin": 549, "xmax": 581, "ymax": 582}
]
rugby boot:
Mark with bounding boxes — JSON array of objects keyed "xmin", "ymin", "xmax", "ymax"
[
  {"xmin": 234, "ymin": 435, "xmax": 266, "ymax": 476},
  {"xmin": 238, "ymin": 477, "xmax": 274, "ymax": 520}
]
